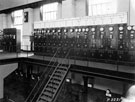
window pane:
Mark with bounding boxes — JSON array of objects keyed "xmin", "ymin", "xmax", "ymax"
[
  {"xmin": 42, "ymin": 2, "xmax": 58, "ymax": 21},
  {"xmin": 88, "ymin": 0, "xmax": 116, "ymax": 16},
  {"xmin": 13, "ymin": 10, "xmax": 23, "ymax": 25},
  {"xmin": 14, "ymin": 10, "xmax": 23, "ymax": 16}
]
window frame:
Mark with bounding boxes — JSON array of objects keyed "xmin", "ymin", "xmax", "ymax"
[
  {"xmin": 87, "ymin": 0, "xmax": 117, "ymax": 16},
  {"xmin": 40, "ymin": 2, "xmax": 58, "ymax": 21},
  {"xmin": 12, "ymin": 9, "xmax": 24, "ymax": 26}
]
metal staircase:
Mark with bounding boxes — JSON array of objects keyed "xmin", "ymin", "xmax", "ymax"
[
  {"xmin": 36, "ymin": 50, "xmax": 71, "ymax": 102},
  {"xmin": 25, "ymin": 48, "xmax": 60, "ymax": 102}
]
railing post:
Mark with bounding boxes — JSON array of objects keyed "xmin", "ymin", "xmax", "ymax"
[
  {"xmin": 16, "ymin": 45, "xmax": 19, "ymax": 58},
  {"xmin": 27, "ymin": 45, "xmax": 28, "ymax": 58}
]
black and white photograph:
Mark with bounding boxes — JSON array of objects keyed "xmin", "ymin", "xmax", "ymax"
[{"xmin": 0, "ymin": 0, "xmax": 135, "ymax": 102}]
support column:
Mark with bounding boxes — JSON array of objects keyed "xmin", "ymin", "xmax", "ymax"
[
  {"xmin": 0, "ymin": 77, "xmax": 3, "ymax": 100},
  {"xmin": 57, "ymin": 1, "xmax": 62, "ymax": 19},
  {"xmin": 62, "ymin": 0, "xmax": 75, "ymax": 18},
  {"xmin": 83, "ymin": 76, "xmax": 88, "ymax": 93},
  {"xmin": 23, "ymin": 8, "xmax": 34, "ymax": 50}
]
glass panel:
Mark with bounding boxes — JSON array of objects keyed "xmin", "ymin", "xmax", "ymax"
[
  {"xmin": 88, "ymin": 0, "xmax": 116, "ymax": 16},
  {"xmin": 42, "ymin": 2, "xmax": 58, "ymax": 21},
  {"xmin": 13, "ymin": 10, "xmax": 23, "ymax": 25}
]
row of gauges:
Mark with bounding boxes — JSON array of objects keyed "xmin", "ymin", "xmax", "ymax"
[
  {"xmin": 34, "ymin": 27, "xmax": 100, "ymax": 34},
  {"xmin": 3, "ymin": 35, "xmax": 16, "ymax": 39},
  {"xmin": 33, "ymin": 25, "xmax": 135, "ymax": 34}
]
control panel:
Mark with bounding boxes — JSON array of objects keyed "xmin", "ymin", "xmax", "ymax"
[
  {"xmin": 32, "ymin": 23, "xmax": 135, "ymax": 63},
  {"xmin": 2, "ymin": 28, "xmax": 21, "ymax": 52}
]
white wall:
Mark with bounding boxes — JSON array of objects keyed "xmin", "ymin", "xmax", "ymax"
[
  {"xmin": 0, "ymin": 63, "xmax": 18, "ymax": 78},
  {"xmin": 117, "ymin": 0, "xmax": 129, "ymax": 13},
  {"xmin": 33, "ymin": 7, "xmax": 41, "ymax": 22},
  {"xmin": 0, "ymin": 77, "xmax": 3, "ymax": 99},
  {"xmin": 0, "ymin": 14, "xmax": 4, "ymax": 29},
  {"xmin": 22, "ymin": 8, "xmax": 34, "ymax": 49},
  {"xmin": 62, "ymin": 0, "xmax": 75, "ymax": 18},
  {"xmin": 6, "ymin": 13, "xmax": 12, "ymax": 28},
  {"xmin": 129, "ymin": 0, "xmax": 135, "ymax": 25},
  {"xmin": 0, "ymin": 63, "xmax": 18, "ymax": 99},
  {"xmin": 0, "ymin": 14, "xmax": 7, "ymax": 29},
  {"xmin": 75, "ymin": 0, "xmax": 87, "ymax": 17}
]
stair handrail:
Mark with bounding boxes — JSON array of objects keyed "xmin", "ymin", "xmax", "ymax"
[
  {"xmin": 25, "ymin": 47, "xmax": 60, "ymax": 102},
  {"xmin": 32, "ymin": 62, "xmax": 61, "ymax": 102},
  {"xmin": 35, "ymin": 61, "xmax": 61, "ymax": 102},
  {"xmin": 52, "ymin": 65, "xmax": 71, "ymax": 102},
  {"xmin": 51, "ymin": 51, "xmax": 71, "ymax": 102},
  {"xmin": 36, "ymin": 48, "xmax": 71, "ymax": 102},
  {"xmin": 28, "ymin": 47, "xmax": 62, "ymax": 102}
]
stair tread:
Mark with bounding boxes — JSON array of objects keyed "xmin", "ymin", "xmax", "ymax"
[
  {"xmin": 59, "ymin": 66, "xmax": 68, "ymax": 69},
  {"xmin": 53, "ymin": 73, "xmax": 62, "ymax": 77},
  {"xmin": 51, "ymin": 76, "xmax": 62, "ymax": 81},
  {"xmin": 47, "ymin": 83, "xmax": 58, "ymax": 88},
  {"xmin": 55, "ymin": 70, "xmax": 65, "ymax": 75},
  {"xmin": 40, "ymin": 95, "xmax": 52, "ymax": 101},
  {"xmin": 57, "ymin": 67, "xmax": 67, "ymax": 71},
  {"xmin": 46, "ymin": 87, "xmax": 57, "ymax": 92},
  {"xmin": 48, "ymin": 82, "xmax": 59, "ymax": 87},
  {"xmin": 43, "ymin": 91, "xmax": 53, "ymax": 96},
  {"xmin": 39, "ymin": 99, "xmax": 48, "ymax": 102},
  {"xmin": 52, "ymin": 74, "xmax": 63, "ymax": 79},
  {"xmin": 45, "ymin": 88, "xmax": 56, "ymax": 93},
  {"xmin": 46, "ymin": 85, "xmax": 57, "ymax": 90},
  {"xmin": 49, "ymin": 80, "xmax": 60, "ymax": 85},
  {"xmin": 37, "ymin": 64, "xmax": 70, "ymax": 102}
]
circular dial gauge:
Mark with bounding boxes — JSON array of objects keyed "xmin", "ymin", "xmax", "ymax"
[
  {"xmin": 78, "ymin": 28, "xmax": 81, "ymax": 32},
  {"xmin": 86, "ymin": 28, "xmax": 89, "ymax": 32},
  {"xmin": 75, "ymin": 29, "xmax": 78, "ymax": 32},
  {"xmin": 109, "ymin": 27, "xmax": 113, "ymax": 31},
  {"xmin": 133, "ymin": 26, "xmax": 135, "ymax": 30},
  {"xmin": 119, "ymin": 27, "xmax": 123, "ymax": 30},
  {"xmin": 100, "ymin": 27, "xmax": 104, "ymax": 31},
  {"xmin": 91, "ymin": 28, "xmax": 95, "ymax": 31},
  {"xmin": 127, "ymin": 26, "xmax": 132, "ymax": 30},
  {"xmin": 58, "ymin": 29, "xmax": 61, "ymax": 32},
  {"xmin": 64, "ymin": 29, "xmax": 67, "ymax": 32},
  {"xmin": 70, "ymin": 29, "xmax": 73, "ymax": 32},
  {"xmin": 82, "ymin": 28, "xmax": 85, "ymax": 32}
]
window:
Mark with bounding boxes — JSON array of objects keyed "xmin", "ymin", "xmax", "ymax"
[
  {"xmin": 12, "ymin": 10, "xmax": 23, "ymax": 44},
  {"xmin": 41, "ymin": 2, "xmax": 58, "ymax": 21},
  {"xmin": 88, "ymin": 0, "xmax": 117, "ymax": 16},
  {"xmin": 12, "ymin": 10, "xmax": 23, "ymax": 25}
]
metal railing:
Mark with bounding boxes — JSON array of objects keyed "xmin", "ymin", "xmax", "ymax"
[
  {"xmin": 51, "ymin": 49, "xmax": 71, "ymax": 102},
  {"xmin": 36, "ymin": 48, "xmax": 71, "ymax": 102},
  {"xmin": 24, "ymin": 47, "xmax": 60, "ymax": 102}
]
